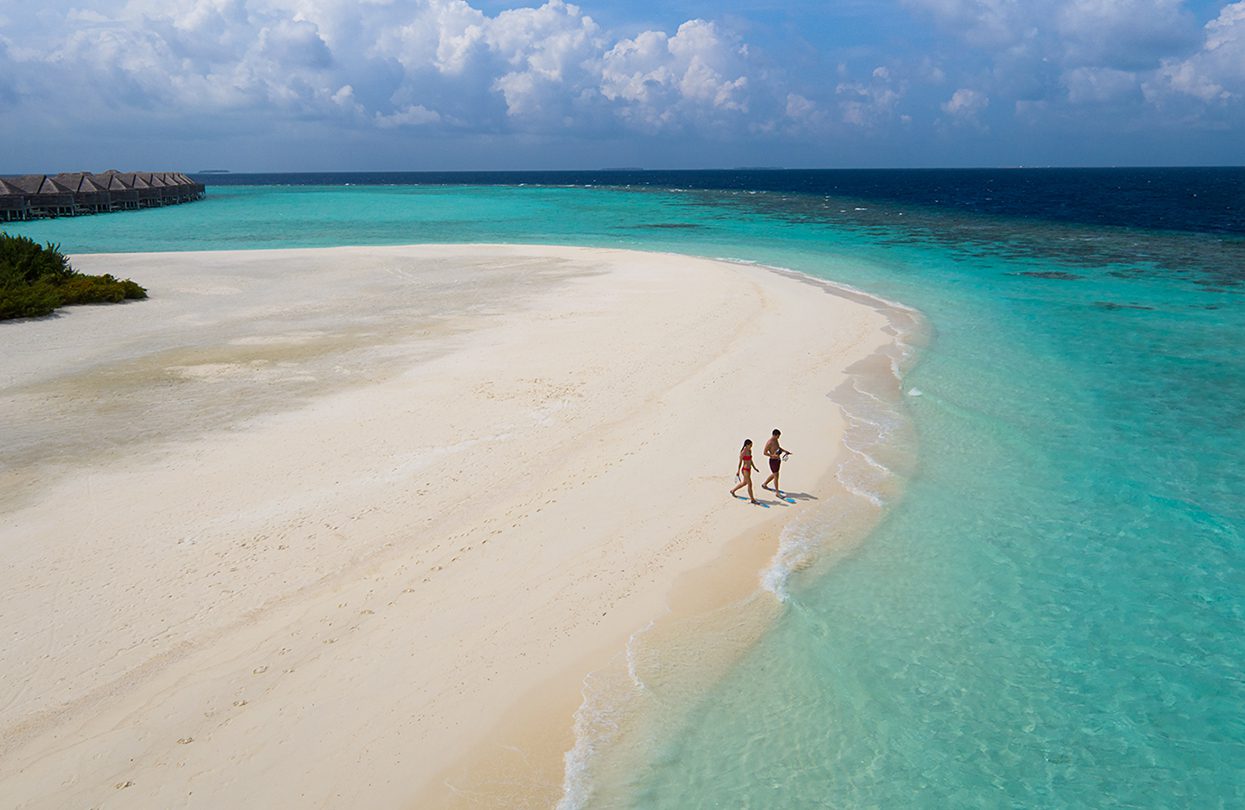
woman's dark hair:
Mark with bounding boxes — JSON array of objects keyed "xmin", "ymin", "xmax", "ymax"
[{"xmin": 741, "ymin": 439, "xmax": 752, "ymax": 450}]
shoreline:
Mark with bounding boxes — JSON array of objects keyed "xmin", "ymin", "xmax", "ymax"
[
  {"xmin": 425, "ymin": 262, "xmax": 926, "ymax": 808},
  {"xmin": 0, "ymin": 244, "xmax": 917, "ymax": 808}
]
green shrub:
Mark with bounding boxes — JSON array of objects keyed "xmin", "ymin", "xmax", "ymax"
[
  {"xmin": 0, "ymin": 232, "xmax": 146, "ymax": 320},
  {"xmin": 118, "ymin": 278, "xmax": 148, "ymax": 299},
  {"xmin": 58, "ymin": 274, "xmax": 126, "ymax": 304},
  {"xmin": 0, "ymin": 281, "xmax": 61, "ymax": 320},
  {"xmin": 0, "ymin": 234, "xmax": 73, "ymax": 284}
]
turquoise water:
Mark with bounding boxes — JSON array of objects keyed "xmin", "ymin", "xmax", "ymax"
[{"xmin": 7, "ymin": 181, "xmax": 1243, "ymax": 806}]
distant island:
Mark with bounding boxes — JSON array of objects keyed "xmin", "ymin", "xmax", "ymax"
[{"xmin": 198, "ymin": 169, "xmax": 231, "ymax": 174}]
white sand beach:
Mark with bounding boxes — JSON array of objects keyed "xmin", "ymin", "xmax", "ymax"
[{"xmin": 0, "ymin": 245, "xmax": 898, "ymax": 808}]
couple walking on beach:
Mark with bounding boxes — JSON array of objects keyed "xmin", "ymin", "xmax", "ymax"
[{"xmin": 731, "ymin": 429, "xmax": 791, "ymax": 504}]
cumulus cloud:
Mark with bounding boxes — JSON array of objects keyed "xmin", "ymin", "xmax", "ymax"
[
  {"xmin": 1148, "ymin": 1, "xmax": 1245, "ymax": 102},
  {"xmin": 599, "ymin": 20, "xmax": 751, "ymax": 132},
  {"xmin": 906, "ymin": 0, "xmax": 1242, "ymax": 121},
  {"xmin": 6, "ymin": 0, "xmax": 1241, "ymax": 166},
  {"xmin": 903, "ymin": 0, "xmax": 1033, "ymax": 49},
  {"xmin": 260, "ymin": 19, "xmax": 333, "ymax": 70},
  {"xmin": 1055, "ymin": 0, "xmax": 1199, "ymax": 70},
  {"xmin": 785, "ymin": 92, "xmax": 816, "ymax": 120},
  {"xmin": 485, "ymin": 1, "xmax": 603, "ymax": 119},
  {"xmin": 2, "ymin": 0, "xmax": 770, "ymax": 141},
  {"xmin": 374, "ymin": 104, "xmax": 443, "ymax": 128},
  {"xmin": 941, "ymin": 87, "xmax": 989, "ymax": 122},
  {"xmin": 374, "ymin": 0, "xmax": 490, "ymax": 76},
  {"xmin": 835, "ymin": 66, "xmax": 905, "ymax": 127},
  {"xmin": 906, "ymin": 0, "xmax": 1198, "ymax": 64}
]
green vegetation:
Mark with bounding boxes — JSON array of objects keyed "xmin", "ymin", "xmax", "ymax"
[{"xmin": 0, "ymin": 233, "xmax": 146, "ymax": 320}]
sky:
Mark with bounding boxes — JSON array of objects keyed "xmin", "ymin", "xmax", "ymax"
[{"xmin": 1, "ymin": 0, "xmax": 1243, "ymax": 171}]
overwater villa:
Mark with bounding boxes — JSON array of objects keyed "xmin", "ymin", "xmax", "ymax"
[{"xmin": 0, "ymin": 171, "xmax": 205, "ymax": 221}]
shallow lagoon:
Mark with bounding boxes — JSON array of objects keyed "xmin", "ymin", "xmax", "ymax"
[{"xmin": 10, "ymin": 170, "xmax": 1244, "ymax": 806}]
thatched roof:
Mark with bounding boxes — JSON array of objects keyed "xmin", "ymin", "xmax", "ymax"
[
  {"xmin": 102, "ymin": 173, "xmax": 133, "ymax": 190},
  {"xmin": 51, "ymin": 173, "xmax": 109, "ymax": 193},
  {"xmin": 0, "ymin": 170, "xmax": 202, "ymax": 218},
  {"xmin": 6, "ymin": 175, "xmax": 47, "ymax": 194},
  {"xmin": 52, "ymin": 172, "xmax": 86, "ymax": 190},
  {"xmin": 37, "ymin": 177, "xmax": 75, "ymax": 194}
]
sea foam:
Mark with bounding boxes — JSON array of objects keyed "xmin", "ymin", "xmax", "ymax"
[{"xmin": 557, "ymin": 259, "xmax": 925, "ymax": 808}]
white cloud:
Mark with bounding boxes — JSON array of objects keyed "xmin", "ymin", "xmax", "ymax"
[
  {"xmin": 599, "ymin": 20, "xmax": 752, "ymax": 131},
  {"xmin": 9, "ymin": 0, "xmax": 1240, "ymax": 164},
  {"xmin": 1055, "ymin": 0, "xmax": 1198, "ymax": 70},
  {"xmin": 1148, "ymin": 1, "xmax": 1245, "ymax": 102},
  {"xmin": 2, "ymin": 0, "xmax": 774, "ymax": 140},
  {"xmin": 483, "ymin": 1, "xmax": 602, "ymax": 118},
  {"xmin": 941, "ymin": 87, "xmax": 989, "ymax": 120},
  {"xmin": 905, "ymin": 0, "xmax": 1214, "ymax": 112},
  {"xmin": 259, "ymin": 19, "xmax": 333, "ymax": 70},
  {"xmin": 836, "ymin": 66, "xmax": 905, "ymax": 127},
  {"xmin": 369, "ymin": 0, "xmax": 484, "ymax": 76},
  {"xmin": 375, "ymin": 103, "xmax": 443, "ymax": 128},
  {"xmin": 778, "ymin": 92, "xmax": 835, "ymax": 136},
  {"xmin": 786, "ymin": 92, "xmax": 816, "ymax": 119},
  {"xmin": 903, "ymin": 0, "xmax": 1032, "ymax": 49},
  {"xmin": 599, "ymin": 30, "xmax": 673, "ymax": 106}
]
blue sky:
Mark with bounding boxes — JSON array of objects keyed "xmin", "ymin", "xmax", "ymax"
[{"xmin": 2, "ymin": 0, "xmax": 1242, "ymax": 171}]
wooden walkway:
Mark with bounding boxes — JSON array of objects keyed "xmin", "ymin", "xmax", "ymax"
[{"xmin": 0, "ymin": 171, "xmax": 205, "ymax": 221}]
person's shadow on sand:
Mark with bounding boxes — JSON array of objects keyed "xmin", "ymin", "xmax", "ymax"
[
  {"xmin": 736, "ymin": 491, "xmax": 819, "ymax": 507},
  {"xmin": 759, "ymin": 488, "xmax": 817, "ymax": 505}
]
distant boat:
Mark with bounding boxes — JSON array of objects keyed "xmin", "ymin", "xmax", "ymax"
[{"xmin": 600, "ymin": 167, "xmax": 645, "ymax": 171}]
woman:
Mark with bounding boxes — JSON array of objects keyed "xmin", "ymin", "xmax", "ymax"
[{"xmin": 730, "ymin": 438, "xmax": 760, "ymax": 504}]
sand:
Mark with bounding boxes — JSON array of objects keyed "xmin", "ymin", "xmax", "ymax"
[{"xmin": 0, "ymin": 244, "xmax": 897, "ymax": 808}]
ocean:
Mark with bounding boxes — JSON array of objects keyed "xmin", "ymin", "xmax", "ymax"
[{"xmin": 6, "ymin": 168, "xmax": 1244, "ymax": 806}]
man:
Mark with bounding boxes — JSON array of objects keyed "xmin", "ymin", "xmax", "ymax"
[{"xmin": 762, "ymin": 428, "xmax": 790, "ymax": 497}]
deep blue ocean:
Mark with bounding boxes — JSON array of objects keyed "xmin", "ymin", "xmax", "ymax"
[{"xmin": 6, "ymin": 168, "xmax": 1244, "ymax": 807}]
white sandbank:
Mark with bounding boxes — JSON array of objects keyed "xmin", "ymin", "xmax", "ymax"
[{"xmin": 0, "ymin": 245, "xmax": 900, "ymax": 808}]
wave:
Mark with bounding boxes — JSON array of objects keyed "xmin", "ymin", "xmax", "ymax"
[
  {"xmin": 739, "ymin": 260, "xmax": 923, "ymax": 607},
  {"xmin": 558, "ymin": 621, "xmax": 655, "ymax": 810},
  {"xmin": 761, "ymin": 519, "xmax": 826, "ymax": 602},
  {"xmin": 625, "ymin": 620, "xmax": 654, "ymax": 691},
  {"xmin": 557, "ymin": 670, "xmax": 615, "ymax": 810},
  {"xmin": 556, "ymin": 258, "xmax": 926, "ymax": 808}
]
